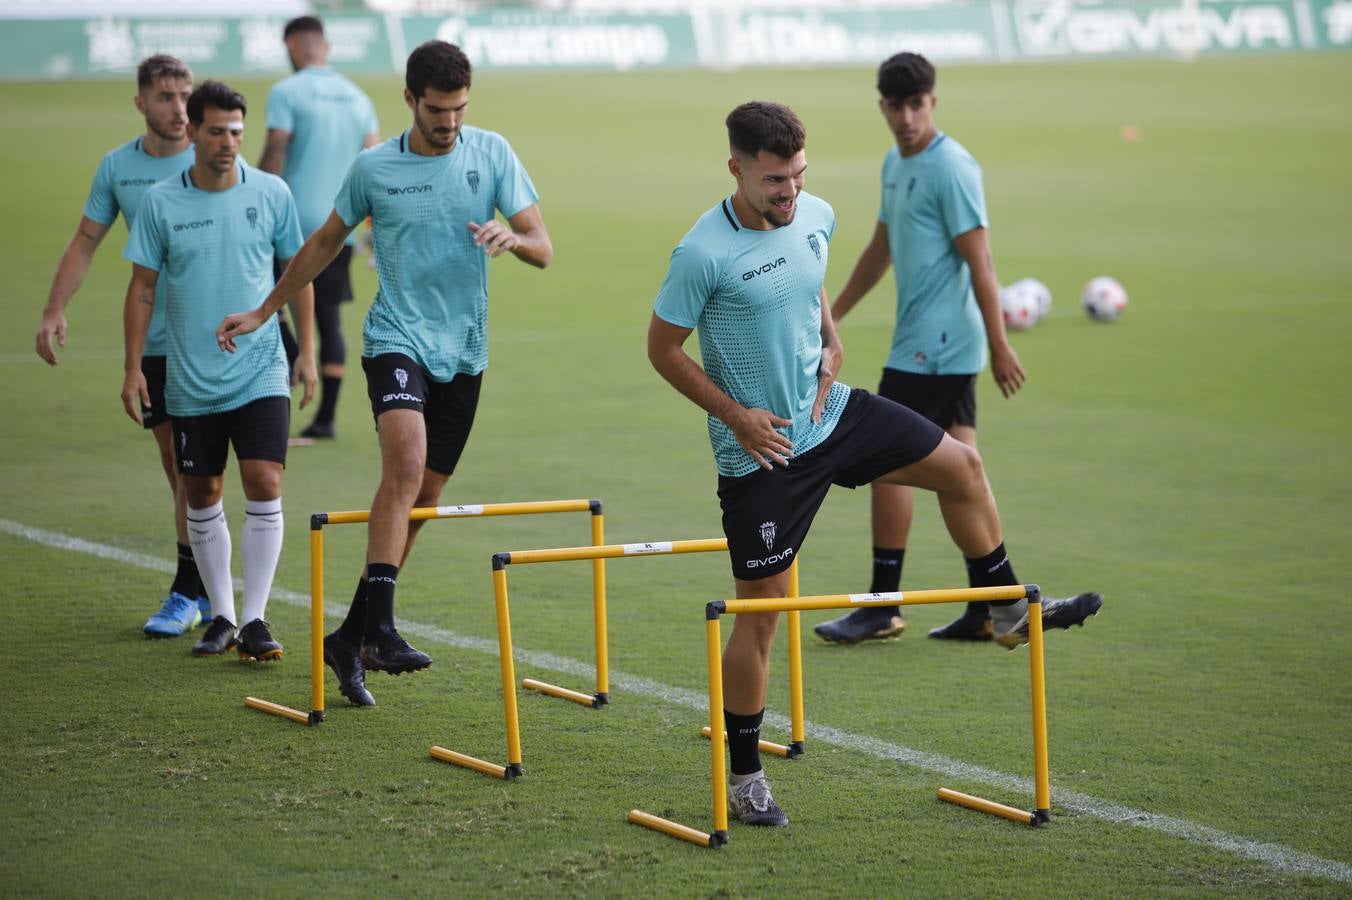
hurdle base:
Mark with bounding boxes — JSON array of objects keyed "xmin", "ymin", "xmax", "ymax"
[
  {"xmin": 699, "ymin": 726, "xmax": 792, "ymax": 759},
  {"xmin": 522, "ymin": 677, "xmax": 603, "ymax": 709},
  {"xmin": 594, "ymin": 691, "xmax": 610, "ymax": 707},
  {"xmin": 429, "ymin": 745, "xmax": 521, "ymax": 781},
  {"xmin": 787, "ymin": 740, "xmax": 805, "ymax": 759},
  {"xmin": 244, "ymin": 696, "xmax": 316, "ymax": 726},
  {"xmin": 628, "ymin": 809, "xmax": 724, "ymax": 848},
  {"xmin": 938, "ymin": 788, "xmax": 1041, "ymax": 826}
]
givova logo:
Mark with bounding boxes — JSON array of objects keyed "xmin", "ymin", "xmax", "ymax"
[
  {"xmin": 173, "ymin": 219, "xmax": 214, "ymax": 232},
  {"xmin": 742, "ymin": 257, "xmax": 787, "ymax": 281},
  {"xmin": 387, "ymin": 184, "xmax": 433, "ymax": 195},
  {"xmin": 1014, "ymin": 0, "xmax": 1295, "ymax": 55}
]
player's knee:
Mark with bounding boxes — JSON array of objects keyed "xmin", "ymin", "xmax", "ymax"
[{"xmin": 951, "ymin": 443, "xmax": 989, "ymax": 497}]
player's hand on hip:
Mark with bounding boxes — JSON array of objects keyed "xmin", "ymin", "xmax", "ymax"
[
  {"xmin": 35, "ymin": 310, "xmax": 67, "ymax": 366},
  {"xmin": 217, "ymin": 310, "xmax": 263, "ymax": 352},
  {"xmin": 729, "ymin": 407, "xmax": 795, "ymax": 470},
  {"xmin": 120, "ymin": 369, "xmax": 149, "ymax": 425},
  {"xmin": 468, "ymin": 220, "xmax": 519, "ymax": 258},
  {"xmin": 813, "ymin": 343, "xmax": 843, "ymax": 423},
  {"xmin": 295, "ymin": 355, "xmax": 318, "ymax": 409},
  {"xmin": 990, "ymin": 341, "xmax": 1026, "ymax": 398}
]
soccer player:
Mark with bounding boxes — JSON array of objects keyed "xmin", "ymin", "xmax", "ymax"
[
  {"xmin": 35, "ymin": 56, "xmax": 208, "ymax": 637},
  {"xmin": 258, "ymin": 15, "xmax": 381, "ymax": 440},
  {"xmin": 812, "ymin": 53, "xmax": 1102, "ymax": 645},
  {"xmin": 122, "ymin": 81, "xmax": 317, "ymax": 661},
  {"xmin": 224, "ymin": 41, "xmax": 552, "ymax": 705},
  {"xmin": 649, "ymin": 101, "xmax": 1054, "ymax": 827}
]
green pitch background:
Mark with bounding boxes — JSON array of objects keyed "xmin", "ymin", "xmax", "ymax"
[{"xmin": 1, "ymin": 54, "xmax": 1350, "ymax": 896}]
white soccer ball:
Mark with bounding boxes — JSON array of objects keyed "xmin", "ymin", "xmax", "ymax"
[
  {"xmin": 999, "ymin": 280, "xmax": 1044, "ymax": 331},
  {"xmin": 1081, "ymin": 276, "xmax": 1128, "ymax": 321}
]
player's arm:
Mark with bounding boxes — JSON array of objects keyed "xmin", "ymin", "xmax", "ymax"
[
  {"xmin": 830, "ymin": 220, "xmax": 892, "ymax": 322},
  {"xmin": 217, "ymin": 211, "xmax": 353, "ymax": 350},
  {"xmin": 256, "ymin": 128, "xmax": 290, "ymax": 175},
  {"xmin": 120, "ymin": 264, "xmax": 158, "ymax": 424},
  {"xmin": 954, "ymin": 226, "xmax": 1025, "ymax": 398},
  {"xmin": 814, "ymin": 287, "xmax": 843, "ymax": 423},
  {"xmin": 283, "ymin": 264, "xmax": 317, "ymax": 409},
  {"xmin": 363, "ymin": 131, "xmax": 380, "ymax": 150},
  {"xmin": 36, "ymin": 216, "xmax": 114, "ymax": 365},
  {"xmin": 467, "ymin": 204, "xmax": 553, "ymax": 269},
  {"xmin": 647, "ymin": 313, "xmax": 794, "ymax": 470}
]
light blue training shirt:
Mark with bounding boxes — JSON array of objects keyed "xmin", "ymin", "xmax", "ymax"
[
  {"xmin": 265, "ymin": 66, "xmax": 378, "ymax": 243},
  {"xmin": 653, "ymin": 191, "xmax": 850, "ymax": 479},
  {"xmin": 124, "ymin": 162, "xmax": 304, "ymax": 416},
  {"xmin": 334, "ymin": 126, "xmax": 540, "ymax": 381},
  {"xmin": 83, "ymin": 136, "xmax": 195, "ymax": 356},
  {"xmin": 879, "ymin": 132, "xmax": 989, "ymax": 375}
]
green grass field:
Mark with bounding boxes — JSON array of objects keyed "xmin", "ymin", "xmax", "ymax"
[{"xmin": 2, "ymin": 53, "xmax": 1351, "ymax": 896}]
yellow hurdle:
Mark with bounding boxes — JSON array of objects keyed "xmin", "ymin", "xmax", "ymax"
[
  {"xmin": 430, "ymin": 541, "xmax": 804, "ymax": 780},
  {"xmin": 245, "ymin": 498, "xmax": 604, "ymax": 730},
  {"xmin": 630, "ymin": 584, "xmax": 1052, "ymax": 846}
]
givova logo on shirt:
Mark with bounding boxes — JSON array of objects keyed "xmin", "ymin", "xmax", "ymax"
[
  {"xmin": 742, "ymin": 257, "xmax": 787, "ymax": 281},
  {"xmin": 173, "ymin": 219, "xmax": 214, "ymax": 232},
  {"xmin": 386, "ymin": 184, "xmax": 433, "ymax": 195}
]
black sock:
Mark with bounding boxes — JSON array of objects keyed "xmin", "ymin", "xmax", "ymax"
[
  {"xmin": 315, "ymin": 375, "xmax": 341, "ymax": 425},
  {"xmin": 170, "ymin": 543, "xmax": 199, "ymax": 597},
  {"xmin": 364, "ymin": 563, "xmax": 399, "ymax": 641},
  {"xmin": 338, "ymin": 576, "xmax": 368, "ymax": 645},
  {"xmin": 725, "ymin": 708, "xmax": 765, "ymax": 776},
  {"xmin": 965, "ymin": 542, "xmax": 1018, "ymax": 611},
  {"xmin": 869, "ymin": 546, "xmax": 905, "ymax": 616}
]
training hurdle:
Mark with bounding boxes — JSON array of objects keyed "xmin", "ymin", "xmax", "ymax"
[
  {"xmin": 430, "ymin": 543, "xmax": 805, "ymax": 781},
  {"xmin": 629, "ymin": 584, "xmax": 1049, "ymax": 848},
  {"xmin": 244, "ymin": 498, "xmax": 605, "ymax": 727}
]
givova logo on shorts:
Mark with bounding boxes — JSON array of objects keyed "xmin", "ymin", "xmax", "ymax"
[{"xmin": 382, "ymin": 367, "xmax": 422, "ymax": 404}]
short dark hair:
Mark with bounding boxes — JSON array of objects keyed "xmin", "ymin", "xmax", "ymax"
[
  {"xmin": 877, "ymin": 52, "xmax": 936, "ymax": 100},
  {"xmin": 187, "ymin": 81, "xmax": 247, "ymax": 126},
  {"xmin": 725, "ymin": 101, "xmax": 806, "ymax": 160},
  {"xmin": 405, "ymin": 40, "xmax": 472, "ymax": 99},
  {"xmin": 136, "ymin": 54, "xmax": 192, "ymax": 91},
  {"xmin": 284, "ymin": 16, "xmax": 324, "ymax": 39}
]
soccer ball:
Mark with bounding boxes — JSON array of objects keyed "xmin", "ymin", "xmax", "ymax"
[
  {"xmin": 1081, "ymin": 276, "xmax": 1128, "ymax": 321},
  {"xmin": 999, "ymin": 279, "xmax": 1045, "ymax": 331}
]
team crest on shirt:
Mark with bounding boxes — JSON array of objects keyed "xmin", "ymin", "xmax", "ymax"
[
  {"xmin": 760, "ymin": 521, "xmax": 777, "ymax": 551},
  {"xmin": 394, "ymin": 368, "xmax": 409, "ymax": 390},
  {"xmin": 806, "ymin": 233, "xmax": 821, "ymax": 261},
  {"xmin": 466, "ymin": 170, "xmax": 480, "ymax": 194},
  {"xmin": 246, "ymin": 207, "xmax": 258, "ymax": 230}
]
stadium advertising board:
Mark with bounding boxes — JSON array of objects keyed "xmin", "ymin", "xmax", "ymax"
[{"xmin": 0, "ymin": 2, "xmax": 1346, "ymax": 80}]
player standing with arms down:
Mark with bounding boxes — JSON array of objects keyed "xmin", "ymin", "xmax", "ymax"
[
  {"xmin": 812, "ymin": 53, "xmax": 1102, "ymax": 645},
  {"xmin": 649, "ymin": 101, "xmax": 1049, "ymax": 828},
  {"xmin": 227, "ymin": 41, "xmax": 552, "ymax": 705},
  {"xmin": 122, "ymin": 81, "xmax": 317, "ymax": 660},
  {"xmin": 35, "ymin": 56, "xmax": 210, "ymax": 637},
  {"xmin": 258, "ymin": 15, "xmax": 380, "ymax": 440}
]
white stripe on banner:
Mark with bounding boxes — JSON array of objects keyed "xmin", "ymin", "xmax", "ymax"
[{"xmin": 1, "ymin": 516, "xmax": 1348, "ymax": 885}]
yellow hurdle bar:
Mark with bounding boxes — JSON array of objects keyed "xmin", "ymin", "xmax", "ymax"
[
  {"xmin": 786, "ymin": 561, "xmax": 805, "ymax": 756},
  {"xmin": 494, "ymin": 566, "xmax": 525, "ymax": 778},
  {"xmin": 937, "ymin": 788, "xmax": 1037, "ymax": 826},
  {"xmin": 523, "ymin": 678, "xmax": 599, "ymax": 708},
  {"xmin": 244, "ymin": 697, "xmax": 311, "ymax": 725},
  {"xmin": 430, "ymin": 746, "xmax": 515, "ymax": 780},
  {"xmin": 590, "ymin": 513, "xmax": 609, "ymax": 704},
  {"xmin": 634, "ymin": 583, "xmax": 1048, "ymax": 847},
  {"xmin": 627, "ymin": 810, "xmax": 721, "ymax": 849},
  {"xmin": 247, "ymin": 498, "xmax": 601, "ymax": 731},
  {"xmin": 698, "ymin": 727, "xmax": 789, "ymax": 758}
]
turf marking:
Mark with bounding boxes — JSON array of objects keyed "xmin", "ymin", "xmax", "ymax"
[{"xmin": 3, "ymin": 516, "xmax": 1348, "ymax": 885}]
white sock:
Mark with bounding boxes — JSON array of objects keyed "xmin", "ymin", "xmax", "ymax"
[
  {"xmin": 729, "ymin": 769, "xmax": 764, "ymax": 788},
  {"xmin": 188, "ymin": 501, "xmax": 234, "ymax": 625},
  {"xmin": 240, "ymin": 497, "xmax": 283, "ymax": 626}
]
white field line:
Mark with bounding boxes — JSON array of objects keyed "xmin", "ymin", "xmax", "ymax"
[{"xmin": 4, "ymin": 516, "xmax": 1349, "ymax": 885}]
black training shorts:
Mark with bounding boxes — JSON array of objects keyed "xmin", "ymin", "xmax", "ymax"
[
  {"xmin": 717, "ymin": 388, "xmax": 945, "ymax": 580},
  {"xmin": 877, "ymin": 368, "xmax": 976, "ymax": 430},
  {"xmin": 362, "ymin": 353, "xmax": 483, "ymax": 476},
  {"xmin": 139, "ymin": 355, "xmax": 170, "ymax": 430},
  {"xmin": 172, "ymin": 396, "xmax": 290, "ymax": 477}
]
